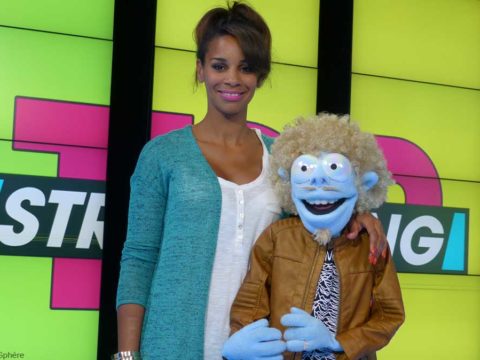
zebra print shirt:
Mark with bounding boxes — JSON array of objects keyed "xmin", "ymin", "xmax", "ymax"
[{"xmin": 302, "ymin": 248, "xmax": 340, "ymax": 360}]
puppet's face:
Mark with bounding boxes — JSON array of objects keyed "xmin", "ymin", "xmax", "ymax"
[{"xmin": 288, "ymin": 152, "xmax": 378, "ymax": 238}]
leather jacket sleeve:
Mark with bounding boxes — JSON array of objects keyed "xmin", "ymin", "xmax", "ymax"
[{"xmin": 336, "ymin": 245, "xmax": 405, "ymax": 359}]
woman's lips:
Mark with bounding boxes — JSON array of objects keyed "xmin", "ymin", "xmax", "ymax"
[{"xmin": 219, "ymin": 90, "xmax": 244, "ymax": 101}]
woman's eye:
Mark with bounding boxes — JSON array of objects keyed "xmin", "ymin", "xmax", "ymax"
[
  {"xmin": 321, "ymin": 153, "xmax": 352, "ymax": 181},
  {"xmin": 212, "ymin": 63, "xmax": 225, "ymax": 71},
  {"xmin": 241, "ymin": 65, "xmax": 253, "ymax": 73}
]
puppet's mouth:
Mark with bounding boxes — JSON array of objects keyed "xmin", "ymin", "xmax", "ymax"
[{"xmin": 302, "ymin": 198, "xmax": 346, "ymax": 215}]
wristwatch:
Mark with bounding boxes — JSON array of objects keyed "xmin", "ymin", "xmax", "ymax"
[{"xmin": 111, "ymin": 351, "xmax": 141, "ymax": 360}]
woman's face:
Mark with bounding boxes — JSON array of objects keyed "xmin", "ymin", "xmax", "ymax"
[{"xmin": 197, "ymin": 35, "xmax": 258, "ymax": 120}]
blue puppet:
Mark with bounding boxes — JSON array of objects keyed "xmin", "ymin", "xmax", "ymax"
[{"xmin": 223, "ymin": 113, "xmax": 405, "ymax": 360}]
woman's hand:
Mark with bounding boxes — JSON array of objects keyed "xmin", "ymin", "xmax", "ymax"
[{"xmin": 346, "ymin": 212, "xmax": 387, "ymax": 265}]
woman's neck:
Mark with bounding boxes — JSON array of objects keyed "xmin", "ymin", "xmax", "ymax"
[{"xmin": 193, "ymin": 113, "xmax": 252, "ymax": 146}]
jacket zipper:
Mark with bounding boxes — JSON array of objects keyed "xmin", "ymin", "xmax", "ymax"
[
  {"xmin": 300, "ymin": 243, "xmax": 320, "ymax": 309},
  {"xmin": 294, "ymin": 243, "xmax": 321, "ymax": 360}
]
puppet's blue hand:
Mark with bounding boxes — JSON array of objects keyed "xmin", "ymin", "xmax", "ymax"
[
  {"xmin": 280, "ymin": 307, "xmax": 343, "ymax": 353},
  {"xmin": 222, "ymin": 319, "xmax": 286, "ymax": 360}
]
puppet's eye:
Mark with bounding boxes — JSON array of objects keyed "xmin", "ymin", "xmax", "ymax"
[
  {"xmin": 291, "ymin": 154, "xmax": 317, "ymax": 183},
  {"xmin": 321, "ymin": 153, "xmax": 352, "ymax": 182}
]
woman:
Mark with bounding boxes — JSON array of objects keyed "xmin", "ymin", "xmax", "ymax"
[{"xmin": 114, "ymin": 2, "xmax": 387, "ymax": 360}]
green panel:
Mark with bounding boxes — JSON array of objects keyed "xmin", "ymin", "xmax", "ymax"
[
  {"xmin": 350, "ymin": 74, "xmax": 480, "ymax": 182},
  {"xmin": 249, "ymin": 63, "xmax": 317, "ymax": 131},
  {"xmin": 0, "ymin": 256, "xmax": 99, "ymax": 359},
  {"xmin": 0, "ymin": 0, "xmax": 114, "ymax": 39},
  {"xmin": 0, "ymin": 27, "xmax": 112, "ymax": 142},
  {"xmin": 352, "ymin": 0, "xmax": 480, "ymax": 89},
  {"xmin": 386, "ymin": 183, "xmax": 405, "ymax": 204},
  {"xmin": 152, "ymin": 48, "xmax": 317, "ymax": 132},
  {"xmin": 380, "ymin": 274, "xmax": 480, "ymax": 359},
  {"xmin": 0, "ymin": 140, "xmax": 58, "ymax": 176},
  {"xmin": 155, "ymin": 0, "xmax": 319, "ymax": 67}
]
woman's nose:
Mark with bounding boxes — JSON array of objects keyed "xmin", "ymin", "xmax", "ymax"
[{"xmin": 225, "ymin": 69, "xmax": 240, "ymax": 86}]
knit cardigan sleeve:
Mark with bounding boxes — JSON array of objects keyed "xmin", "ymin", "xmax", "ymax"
[{"xmin": 116, "ymin": 138, "xmax": 167, "ymax": 308}]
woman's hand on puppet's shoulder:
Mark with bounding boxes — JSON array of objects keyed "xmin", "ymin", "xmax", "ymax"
[{"xmin": 346, "ymin": 212, "xmax": 388, "ymax": 265}]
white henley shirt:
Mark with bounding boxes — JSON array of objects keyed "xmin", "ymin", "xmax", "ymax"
[{"xmin": 204, "ymin": 129, "xmax": 281, "ymax": 359}]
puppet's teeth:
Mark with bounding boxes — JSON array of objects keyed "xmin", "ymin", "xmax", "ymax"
[{"xmin": 307, "ymin": 200, "xmax": 333, "ymax": 205}]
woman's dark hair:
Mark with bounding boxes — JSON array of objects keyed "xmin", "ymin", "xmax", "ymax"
[{"xmin": 195, "ymin": 1, "xmax": 272, "ymax": 86}]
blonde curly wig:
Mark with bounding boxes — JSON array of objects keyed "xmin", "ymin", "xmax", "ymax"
[{"xmin": 270, "ymin": 113, "xmax": 393, "ymax": 215}]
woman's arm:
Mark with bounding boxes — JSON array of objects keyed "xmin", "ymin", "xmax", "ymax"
[
  {"xmin": 346, "ymin": 212, "xmax": 388, "ymax": 264},
  {"xmin": 116, "ymin": 140, "xmax": 168, "ymax": 351},
  {"xmin": 117, "ymin": 304, "xmax": 145, "ymax": 351}
]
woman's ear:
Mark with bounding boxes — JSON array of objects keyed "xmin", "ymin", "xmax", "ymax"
[
  {"xmin": 361, "ymin": 171, "xmax": 379, "ymax": 192},
  {"xmin": 196, "ymin": 59, "xmax": 205, "ymax": 83}
]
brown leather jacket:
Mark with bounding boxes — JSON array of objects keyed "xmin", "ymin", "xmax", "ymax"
[{"xmin": 230, "ymin": 217, "xmax": 405, "ymax": 360}]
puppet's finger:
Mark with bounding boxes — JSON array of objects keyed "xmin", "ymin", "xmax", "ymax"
[
  {"xmin": 281, "ymin": 308, "xmax": 311, "ymax": 328},
  {"xmin": 257, "ymin": 356, "xmax": 283, "ymax": 360},
  {"xmin": 251, "ymin": 326, "xmax": 283, "ymax": 342},
  {"xmin": 285, "ymin": 339, "xmax": 305, "ymax": 352},
  {"xmin": 252, "ymin": 339, "xmax": 286, "ymax": 357},
  {"xmin": 281, "ymin": 314, "xmax": 309, "ymax": 328},
  {"xmin": 284, "ymin": 326, "xmax": 312, "ymax": 342}
]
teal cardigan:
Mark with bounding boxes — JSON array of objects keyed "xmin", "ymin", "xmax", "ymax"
[{"xmin": 117, "ymin": 125, "xmax": 274, "ymax": 359}]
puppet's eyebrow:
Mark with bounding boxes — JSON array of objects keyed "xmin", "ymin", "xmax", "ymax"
[
  {"xmin": 322, "ymin": 186, "xmax": 339, "ymax": 192},
  {"xmin": 300, "ymin": 185, "xmax": 340, "ymax": 192}
]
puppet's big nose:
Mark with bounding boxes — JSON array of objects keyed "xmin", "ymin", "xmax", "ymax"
[{"xmin": 310, "ymin": 174, "xmax": 328, "ymax": 186}]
